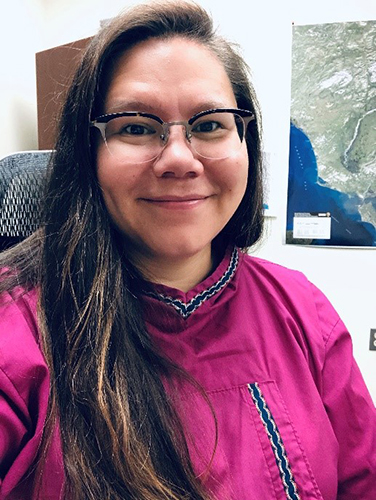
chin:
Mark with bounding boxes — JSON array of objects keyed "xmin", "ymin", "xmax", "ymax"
[{"xmin": 157, "ymin": 244, "xmax": 209, "ymax": 261}]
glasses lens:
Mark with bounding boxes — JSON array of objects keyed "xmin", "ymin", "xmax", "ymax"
[
  {"xmin": 189, "ymin": 112, "xmax": 245, "ymax": 160},
  {"xmin": 98, "ymin": 111, "xmax": 247, "ymax": 162},
  {"xmin": 104, "ymin": 115, "xmax": 164, "ymax": 162}
]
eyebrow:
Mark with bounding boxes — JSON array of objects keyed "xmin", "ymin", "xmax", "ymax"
[
  {"xmin": 105, "ymin": 100, "xmax": 160, "ymax": 114},
  {"xmin": 191, "ymin": 101, "xmax": 236, "ymax": 115},
  {"xmin": 105, "ymin": 99, "xmax": 236, "ymax": 116}
]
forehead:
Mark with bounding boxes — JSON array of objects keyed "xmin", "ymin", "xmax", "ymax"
[{"xmin": 103, "ymin": 37, "xmax": 237, "ymax": 116}]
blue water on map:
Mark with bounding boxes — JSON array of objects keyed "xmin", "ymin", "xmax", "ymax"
[{"xmin": 287, "ymin": 123, "xmax": 376, "ymax": 246}]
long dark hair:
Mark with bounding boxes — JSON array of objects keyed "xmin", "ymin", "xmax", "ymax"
[{"xmin": 0, "ymin": 2, "xmax": 264, "ymax": 498}]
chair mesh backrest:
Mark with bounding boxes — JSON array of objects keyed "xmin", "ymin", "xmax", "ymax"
[{"xmin": 0, "ymin": 151, "xmax": 52, "ymax": 238}]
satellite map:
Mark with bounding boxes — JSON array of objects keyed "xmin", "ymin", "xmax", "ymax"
[{"xmin": 287, "ymin": 20, "xmax": 376, "ymax": 246}]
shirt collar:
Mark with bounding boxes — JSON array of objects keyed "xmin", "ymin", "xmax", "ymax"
[{"xmin": 139, "ymin": 246, "xmax": 240, "ymax": 320}]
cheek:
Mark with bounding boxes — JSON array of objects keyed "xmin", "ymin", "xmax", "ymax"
[
  {"xmin": 96, "ymin": 146, "xmax": 118, "ymax": 186},
  {"xmin": 221, "ymin": 149, "xmax": 249, "ymax": 200},
  {"xmin": 237, "ymin": 145, "xmax": 250, "ymax": 187},
  {"xmin": 96, "ymin": 146, "xmax": 110, "ymax": 189},
  {"xmin": 96, "ymin": 153, "xmax": 131, "ymax": 226},
  {"xmin": 96, "ymin": 147, "xmax": 138, "ymax": 197}
]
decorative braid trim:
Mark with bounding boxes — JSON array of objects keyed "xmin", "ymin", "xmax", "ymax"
[
  {"xmin": 143, "ymin": 247, "xmax": 239, "ymax": 319},
  {"xmin": 248, "ymin": 383, "xmax": 301, "ymax": 500}
]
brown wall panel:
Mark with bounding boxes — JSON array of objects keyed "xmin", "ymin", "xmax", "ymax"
[{"xmin": 36, "ymin": 37, "xmax": 92, "ymax": 150}]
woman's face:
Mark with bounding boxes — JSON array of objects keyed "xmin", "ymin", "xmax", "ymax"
[{"xmin": 96, "ymin": 37, "xmax": 249, "ymax": 266}]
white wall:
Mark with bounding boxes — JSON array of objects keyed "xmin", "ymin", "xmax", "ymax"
[
  {"xmin": 0, "ymin": 0, "xmax": 43, "ymax": 156},
  {"xmin": 1, "ymin": 0, "xmax": 375, "ymax": 401}
]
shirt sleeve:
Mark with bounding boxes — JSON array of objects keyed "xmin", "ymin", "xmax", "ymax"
[
  {"xmin": 0, "ymin": 366, "xmax": 32, "ymax": 482},
  {"xmin": 0, "ymin": 289, "xmax": 51, "ymax": 496},
  {"xmin": 312, "ymin": 283, "xmax": 376, "ymax": 499}
]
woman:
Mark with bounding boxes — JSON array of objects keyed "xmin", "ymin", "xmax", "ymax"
[{"xmin": 0, "ymin": 2, "xmax": 375, "ymax": 499}]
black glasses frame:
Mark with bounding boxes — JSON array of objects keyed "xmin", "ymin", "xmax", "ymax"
[
  {"xmin": 90, "ymin": 107, "xmax": 255, "ymax": 140},
  {"xmin": 90, "ymin": 108, "xmax": 256, "ymax": 161}
]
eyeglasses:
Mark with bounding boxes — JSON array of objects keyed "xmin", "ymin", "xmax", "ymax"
[{"xmin": 90, "ymin": 108, "xmax": 255, "ymax": 163}]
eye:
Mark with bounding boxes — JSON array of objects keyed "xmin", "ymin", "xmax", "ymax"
[
  {"xmin": 105, "ymin": 116, "xmax": 159, "ymax": 139},
  {"xmin": 192, "ymin": 120, "xmax": 222, "ymax": 134},
  {"xmin": 118, "ymin": 123, "xmax": 156, "ymax": 136}
]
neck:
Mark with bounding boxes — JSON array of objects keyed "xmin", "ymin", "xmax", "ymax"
[{"xmin": 134, "ymin": 246, "xmax": 214, "ymax": 292}]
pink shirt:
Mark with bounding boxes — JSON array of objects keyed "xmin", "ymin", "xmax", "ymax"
[{"xmin": 1, "ymin": 248, "xmax": 375, "ymax": 499}]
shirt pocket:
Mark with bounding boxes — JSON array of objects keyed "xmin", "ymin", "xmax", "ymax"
[{"xmin": 243, "ymin": 381, "xmax": 324, "ymax": 500}]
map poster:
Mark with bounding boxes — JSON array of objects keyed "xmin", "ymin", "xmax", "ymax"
[{"xmin": 286, "ymin": 20, "xmax": 376, "ymax": 247}]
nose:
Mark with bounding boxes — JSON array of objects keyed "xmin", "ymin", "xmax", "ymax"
[{"xmin": 152, "ymin": 125, "xmax": 204, "ymax": 178}]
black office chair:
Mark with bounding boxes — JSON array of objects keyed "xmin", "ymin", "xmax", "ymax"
[{"xmin": 0, "ymin": 150, "xmax": 53, "ymax": 251}]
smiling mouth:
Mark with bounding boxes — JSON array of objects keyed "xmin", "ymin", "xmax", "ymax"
[{"xmin": 140, "ymin": 195, "xmax": 210, "ymax": 209}]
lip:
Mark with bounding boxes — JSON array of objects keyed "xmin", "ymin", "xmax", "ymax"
[{"xmin": 140, "ymin": 194, "xmax": 211, "ymax": 210}]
